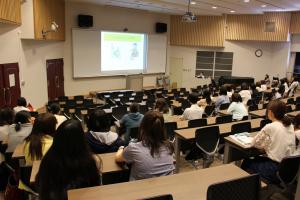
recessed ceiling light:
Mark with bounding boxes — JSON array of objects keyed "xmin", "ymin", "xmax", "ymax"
[
  {"xmin": 230, "ymin": 10, "xmax": 236, "ymax": 13},
  {"xmin": 212, "ymin": 6, "xmax": 217, "ymax": 9},
  {"xmin": 261, "ymin": 4, "xmax": 267, "ymax": 8},
  {"xmin": 244, "ymin": 0, "xmax": 250, "ymax": 3},
  {"xmin": 190, "ymin": 1, "xmax": 196, "ymax": 5}
]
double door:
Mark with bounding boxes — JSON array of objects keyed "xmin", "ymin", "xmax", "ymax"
[
  {"xmin": 0, "ymin": 63, "xmax": 21, "ymax": 108},
  {"xmin": 47, "ymin": 59, "xmax": 65, "ymax": 100}
]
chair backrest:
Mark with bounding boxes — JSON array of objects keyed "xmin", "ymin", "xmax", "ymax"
[
  {"xmin": 188, "ymin": 118, "xmax": 207, "ymax": 128},
  {"xmin": 207, "ymin": 174, "xmax": 260, "ymax": 200},
  {"xmin": 58, "ymin": 96, "xmax": 68, "ymax": 101},
  {"xmin": 231, "ymin": 122, "xmax": 251, "ymax": 135},
  {"xmin": 164, "ymin": 122, "xmax": 178, "ymax": 141},
  {"xmin": 286, "ymin": 105, "xmax": 292, "ymax": 113},
  {"xmin": 112, "ymin": 106, "xmax": 128, "ymax": 120},
  {"xmin": 134, "ymin": 96, "xmax": 143, "ymax": 103},
  {"xmin": 139, "ymin": 105, "xmax": 149, "ymax": 115},
  {"xmin": 248, "ymin": 105, "xmax": 258, "ymax": 112},
  {"xmin": 241, "ymin": 116, "xmax": 248, "ymax": 120},
  {"xmin": 260, "ymin": 119, "xmax": 272, "ymax": 129},
  {"xmin": 219, "ymin": 103, "xmax": 230, "ymax": 110},
  {"xmin": 66, "ymin": 100, "xmax": 76, "ymax": 108},
  {"xmin": 205, "ymin": 105, "xmax": 215, "ymax": 116},
  {"xmin": 296, "ymin": 103, "xmax": 300, "ymax": 111},
  {"xmin": 173, "ymin": 106, "xmax": 183, "ymax": 115},
  {"xmin": 83, "ymin": 99, "xmax": 94, "ymax": 108},
  {"xmin": 142, "ymin": 194, "xmax": 173, "ymax": 200},
  {"xmin": 129, "ymin": 127, "xmax": 139, "ymax": 139},
  {"xmin": 181, "ymin": 100, "xmax": 191, "ymax": 110},
  {"xmin": 296, "ymin": 96, "xmax": 300, "ymax": 104},
  {"xmin": 277, "ymin": 155, "xmax": 300, "ymax": 185},
  {"xmin": 287, "ymin": 98, "xmax": 295, "ymax": 105},
  {"xmin": 195, "ymin": 126, "xmax": 220, "ymax": 154},
  {"xmin": 216, "ymin": 115, "xmax": 232, "ymax": 124},
  {"xmin": 74, "ymin": 95, "xmax": 84, "ymax": 101},
  {"xmin": 247, "ymin": 99, "xmax": 254, "ymax": 106}
]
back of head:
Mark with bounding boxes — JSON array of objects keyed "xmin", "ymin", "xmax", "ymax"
[
  {"xmin": 155, "ymin": 98, "xmax": 169, "ymax": 114},
  {"xmin": 256, "ymin": 81, "xmax": 261, "ymax": 87},
  {"xmin": 188, "ymin": 93, "xmax": 199, "ymax": 104},
  {"xmin": 231, "ymin": 93, "xmax": 242, "ymax": 103},
  {"xmin": 139, "ymin": 111, "xmax": 173, "ymax": 157},
  {"xmin": 250, "ymin": 83, "xmax": 256, "ymax": 91},
  {"xmin": 226, "ymin": 85, "xmax": 232, "ymax": 92},
  {"xmin": 219, "ymin": 87, "xmax": 227, "ymax": 96},
  {"xmin": 49, "ymin": 103, "xmax": 61, "ymax": 115},
  {"xmin": 130, "ymin": 103, "xmax": 139, "ymax": 113},
  {"xmin": 0, "ymin": 107, "xmax": 14, "ymax": 126},
  {"xmin": 203, "ymin": 89, "xmax": 212, "ymax": 104},
  {"xmin": 14, "ymin": 111, "xmax": 31, "ymax": 132},
  {"xmin": 267, "ymin": 100, "xmax": 291, "ymax": 127},
  {"xmin": 17, "ymin": 97, "xmax": 27, "ymax": 107},
  {"xmin": 37, "ymin": 120, "xmax": 100, "ymax": 200},
  {"xmin": 241, "ymin": 82, "xmax": 249, "ymax": 90},
  {"xmin": 87, "ymin": 109, "xmax": 110, "ymax": 132}
]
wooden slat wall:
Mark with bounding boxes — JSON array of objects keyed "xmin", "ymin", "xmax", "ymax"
[
  {"xmin": 170, "ymin": 15, "xmax": 225, "ymax": 47},
  {"xmin": 290, "ymin": 12, "xmax": 300, "ymax": 34},
  {"xmin": 0, "ymin": 0, "xmax": 21, "ymax": 25},
  {"xmin": 226, "ymin": 12, "xmax": 291, "ymax": 41}
]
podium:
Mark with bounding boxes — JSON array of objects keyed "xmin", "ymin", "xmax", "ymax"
[{"xmin": 126, "ymin": 74, "xmax": 143, "ymax": 91}]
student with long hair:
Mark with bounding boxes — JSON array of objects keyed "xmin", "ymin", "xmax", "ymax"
[
  {"xmin": 6, "ymin": 111, "xmax": 33, "ymax": 153},
  {"xmin": 242, "ymin": 100, "xmax": 296, "ymax": 184},
  {"xmin": 227, "ymin": 93, "xmax": 248, "ymax": 120},
  {"xmin": 116, "ymin": 111, "xmax": 175, "ymax": 181},
  {"xmin": 154, "ymin": 98, "xmax": 172, "ymax": 121},
  {"xmin": 24, "ymin": 113, "xmax": 57, "ymax": 165},
  {"xmin": 86, "ymin": 109, "xmax": 124, "ymax": 154},
  {"xmin": 36, "ymin": 120, "xmax": 101, "ymax": 200}
]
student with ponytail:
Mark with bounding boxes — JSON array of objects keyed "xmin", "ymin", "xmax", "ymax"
[
  {"xmin": 116, "ymin": 111, "xmax": 175, "ymax": 181},
  {"xmin": 242, "ymin": 100, "xmax": 296, "ymax": 184},
  {"xmin": 7, "ymin": 111, "xmax": 33, "ymax": 153}
]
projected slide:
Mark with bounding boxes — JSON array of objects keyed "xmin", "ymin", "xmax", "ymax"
[{"xmin": 101, "ymin": 31, "xmax": 146, "ymax": 72}]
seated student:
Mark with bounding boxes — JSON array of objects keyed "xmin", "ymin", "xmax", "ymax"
[
  {"xmin": 242, "ymin": 100, "xmax": 296, "ymax": 184},
  {"xmin": 260, "ymin": 80, "xmax": 267, "ymax": 91},
  {"xmin": 116, "ymin": 111, "xmax": 175, "ymax": 181},
  {"xmin": 255, "ymin": 82, "xmax": 263, "ymax": 92},
  {"xmin": 226, "ymin": 85, "xmax": 234, "ymax": 98},
  {"xmin": 239, "ymin": 83, "xmax": 252, "ymax": 105},
  {"xmin": 86, "ymin": 109, "xmax": 125, "ymax": 154},
  {"xmin": 265, "ymin": 74, "xmax": 271, "ymax": 86},
  {"xmin": 24, "ymin": 113, "xmax": 57, "ymax": 165},
  {"xmin": 280, "ymin": 78, "xmax": 289, "ymax": 97},
  {"xmin": 154, "ymin": 98, "xmax": 172, "ymax": 121},
  {"xmin": 198, "ymin": 89, "xmax": 213, "ymax": 107},
  {"xmin": 273, "ymin": 85, "xmax": 285, "ymax": 100},
  {"xmin": 36, "ymin": 120, "xmax": 101, "ymax": 200},
  {"xmin": 0, "ymin": 107, "xmax": 14, "ymax": 142},
  {"xmin": 13, "ymin": 97, "xmax": 30, "ymax": 113},
  {"xmin": 227, "ymin": 93, "xmax": 248, "ymax": 120},
  {"xmin": 294, "ymin": 114, "xmax": 300, "ymax": 146},
  {"xmin": 288, "ymin": 77, "xmax": 299, "ymax": 97},
  {"xmin": 250, "ymin": 83, "xmax": 259, "ymax": 100},
  {"xmin": 119, "ymin": 103, "xmax": 143, "ymax": 144},
  {"xmin": 6, "ymin": 111, "xmax": 33, "ymax": 153},
  {"xmin": 181, "ymin": 93, "xmax": 204, "ymax": 120},
  {"xmin": 49, "ymin": 103, "xmax": 67, "ymax": 129},
  {"xmin": 215, "ymin": 86, "xmax": 230, "ymax": 111}
]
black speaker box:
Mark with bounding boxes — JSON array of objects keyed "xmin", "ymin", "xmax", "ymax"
[
  {"xmin": 156, "ymin": 23, "xmax": 167, "ymax": 33},
  {"xmin": 78, "ymin": 15, "xmax": 93, "ymax": 28}
]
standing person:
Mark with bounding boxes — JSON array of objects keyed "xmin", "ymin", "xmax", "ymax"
[
  {"xmin": 215, "ymin": 86, "xmax": 230, "ymax": 111},
  {"xmin": 13, "ymin": 97, "xmax": 30, "ymax": 113},
  {"xmin": 24, "ymin": 113, "xmax": 57, "ymax": 165},
  {"xmin": 239, "ymin": 83, "xmax": 252, "ymax": 105},
  {"xmin": 86, "ymin": 109, "xmax": 125, "ymax": 154},
  {"xmin": 154, "ymin": 98, "xmax": 172, "ymax": 121},
  {"xmin": 36, "ymin": 120, "xmax": 101, "ymax": 200},
  {"xmin": 49, "ymin": 103, "xmax": 67, "ymax": 129},
  {"xmin": 227, "ymin": 93, "xmax": 248, "ymax": 120},
  {"xmin": 242, "ymin": 100, "xmax": 296, "ymax": 184},
  {"xmin": 6, "ymin": 111, "xmax": 33, "ymax": 153},
  {"xmin": 181, "ymin": 93, "xmax": 204, "ymax": 120},
  {"xmin": 119, "ymin": 103, "xmax": 144, "ymax": 144},
  {"xmin": 115, "ymin": 111, "xmax": 175, "ymax": 181}
]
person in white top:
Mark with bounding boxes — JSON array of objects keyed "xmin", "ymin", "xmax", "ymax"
[
  {"xmin": 239, "ymin": 83, "xmax": 252, "ymax": 105},
  {"xmin": 288, "ymin": 78, "xmax": 299, "ymax": 97},
  {"xmin": 241, "ymin": 100, "xmax": 296, "ymax": 184},
  {"xmin": 13, "ymin": 97, "xmax": 30, "ymax": 113},
  {"xmin": 227, "ymin": 93, "xmax": 248, "ymax": 120},
  {"xmin": 0, "ymin": 107, "xmax": 14, "ymax": 163},
  {"xmin": 181, "ymin": 93, "xmax": 204, "ymax": 120},
  {"xmin": 49, "ymin": 103, "xmax": 67, "ymax": 129}
]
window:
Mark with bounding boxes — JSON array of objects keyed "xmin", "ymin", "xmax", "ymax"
[{"xmin": 196, "ymin": 51, "xmax": 233, "ymax": 80}]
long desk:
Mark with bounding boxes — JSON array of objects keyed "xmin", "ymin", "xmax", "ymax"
[
  {"xmin": 167, "ymin": 115, "xmax": 217, "ymax": 129},
  {"xmin": 174, "ymin": 118, "xmax": 263, "ymax": 172},
  {"xmin": 68, "ymin": 164, "xmax": 252, "ymax": 200},
  {"xmin": 249, "ymin": 109, "xmax": 267, "ymax": 118},
  {"xmin": 287, "ymin": 110, "xmax": 300, "ymax": 117},
  {"xmin": 30, "ymin": 152, "xmax": 127, "ymax": 183}
]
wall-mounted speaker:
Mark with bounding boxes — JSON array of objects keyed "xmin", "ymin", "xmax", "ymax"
[
  {"xmin": 156, "ymin": 23, "xmax": 167, "ymax": 33},
  {"xmin": 78, "ymin": 15, "xmax": 93, "ymax": 28}
]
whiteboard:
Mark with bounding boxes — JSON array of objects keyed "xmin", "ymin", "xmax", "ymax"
[{"xmin": 72, "ymin": 29, "xmax": 166, "ymax": 78}]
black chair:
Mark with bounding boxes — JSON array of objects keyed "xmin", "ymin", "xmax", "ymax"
[
  {"xmin": 181, "ymin": 100, "xmax": 191, "ymax": 110},
  {"xmin": 58, "ymin": 96, "xmax": 68, "ymax": 101},
  {"xmin": 173, "ymin": 106, "xmax": 183, "ymax": 115},
  {"xmin": 287, "ymin": 98, "xmax": 295, "ymax": 105},
  {"xmin": 112, "ymin": 106, "xmax": 128, "ymax": 120},
  {"xmin": 241, "ymin": 116, "xmax": 248, "ymax": 120},
  {"xmin": 286, "ymin": 105, "xmax": 292, "ymax": 113},
  {"xmin": 216, "ymin": 115, "xmax": 232, "ymax": 124},
  {"xmin": 205, "ymin": 105, "xmax": 215, "ymax": 117},
  {"xmin": 129, "ymin": 127, "xmax": 139, "ymax": 140},
  {"xmin": 74, "ymin": 95, "xmax": 84, "ymax": 101},
  {"xmin": 164, "ymin": 122, "xmax": 177, "ymax": 142},
  {"xmin": 139, "ymin": 105, "xmax": 149, "ymax": 115},
  {"xmin": 142, "ymin": 194, "xmax": 173, "ymax": 200},
  {"xmin": 188, "ymin": 118, "xmax": 207, "ymax": 128},
  {"xmin": 296, "ymin": 96, "xmax": 300, "ymax": 104},
  {"xmin": 207, "ymin": 174, "xmax": 260, "ymax": 200},
  {"xmin": 195, "ymin": 126, "xmax": 220, "ymax": 168},
  {"xmin": 295, "ymin": 103, "xmax": 300, "ymax": 111},
  {"xmin": 263, "ymin": 103, "xmax": 268, "ymax": 109},
  {"xmin": 65, "ymin": 100, "xmax": 76, "ymax": 109},
  {"xmin": 247, "ymin": 99, "xmax": 254, "ymax": 106},
  {"xmin": 248, "ymin": 105, "xmax": 258, "ymax": 112},
  {"xmin": 231, "ymin": 122, "xmax": 251, "ymax": 134},
  {"xmin": 134, "ymin": 96, "xmax": 143, "ymax": 103},
  {"xmin": 83, "ymin": 99, "xmax": 94, "ymax": 108},
  {"xmin": 260, "ymin": 119, "xmax": 272, "ymax": 129},
  {"xmin": 219, "ymin": 103, "xmax": 230, "ymax": 110}
]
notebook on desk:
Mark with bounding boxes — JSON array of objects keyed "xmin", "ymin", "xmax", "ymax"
[{"xmin": 230, "ymin": 132, "xmax": 254, "ymax": 147}]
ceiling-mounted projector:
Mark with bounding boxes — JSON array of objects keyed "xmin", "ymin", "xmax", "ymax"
[{"xmin": 182, "ymin": 12, "xmax": 197, "ymax": 22}]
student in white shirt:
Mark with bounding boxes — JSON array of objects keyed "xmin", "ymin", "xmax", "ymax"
[
  {"xmin": 239, "ymin": 83, "xmax": 252, "ymax": 105},
  {"xmin": 181, "ymin": 93, "xmax": 204, "ymax": 120},
  {"xmin": 242, "ymin": 100, "xmax": 296, "ymax": 184},
  {"xmin": 288, "ymin": 78, "xmax": 299, "ymax": 97},
  {"xmin": 227, "ymin": 93, "xmax": 248, "ymax": 120},
  {"xmin": 13, "ymin": 97, "xmax": 30, "ymax": 113},
  {"xmin": 49, "ymin": 103, "xmax": 67, "ymax": 129}
]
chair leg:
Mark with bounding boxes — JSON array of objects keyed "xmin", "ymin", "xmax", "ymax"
[{"xmin": 203, "ymin": 155, "xmax": 214, "ymax": 168}]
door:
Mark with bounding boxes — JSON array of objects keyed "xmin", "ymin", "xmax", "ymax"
[
  {"xmin": 47, "ymin": 59, "xmax": 64, "ymax": 100},
  {"xmin": 169, "ymin": 57, "xmax": 183, "ymax": 88},
  {"xmin": 2, "ymin": 63, "xmax": 21, "ymax": 107}
]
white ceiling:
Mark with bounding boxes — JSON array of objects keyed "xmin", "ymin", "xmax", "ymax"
[{"xmin": 66, "ymin": 0, "xmax": 300, "ymax": 15}]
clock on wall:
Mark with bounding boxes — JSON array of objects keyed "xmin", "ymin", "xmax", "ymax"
[{"xmin": 255, "ymin": 49, "xmax": 263, "ymax": 57}]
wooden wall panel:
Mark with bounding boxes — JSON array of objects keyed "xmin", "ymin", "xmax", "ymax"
[
  {"xmin": 170, "ymin": 15, "xmax": 225, "ymax": 47},
  {"xmin": 0, "ymin": 0, "xmax": 21, "ymax": 25},
  {"xmin": 290, "ymin": 12, "xmax": 300, "ymax": 34},
  {"xmin": 226, "ymin": 12, "xmax": 291, "ymax": 41}
]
